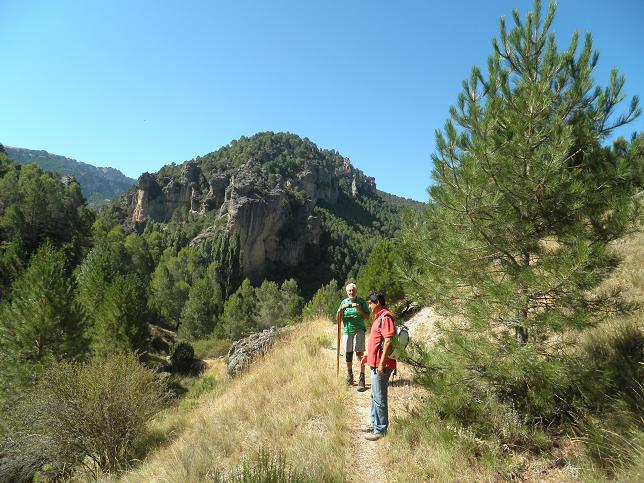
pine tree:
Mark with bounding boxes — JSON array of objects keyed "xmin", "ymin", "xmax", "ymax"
[
  {"xmin": 279, "ymin": 279, "xmax": 303, "ymax": 324},
  {"xmin": 357, "ymin": 240, "xmax": 406, "ymax": 309},
  {"xmin": 76, "ymin": 243, "xmax": 121, "ymax": 315},
  {"xmin": 178, "ymin": 263, "xmax": 223, "ymax": 340},
  {"xmin": 301, "ymin": 279, "xmax": 342, "ymax": 321},
  {"xmin": 89, "ymin": 274, "xmax": 149, "ymax": 356},
  {"xmin": 402, "ymin": 0, "xmax": 641, "ymax": 421},
  {"xmin": 220, "ymin": 279, "xmax": 257, "ymax": 340},
  {"xmin": 0, "ymin": 244, "xmax": 87, "ymax": 405},
  {"xmin": 254, "ymin": 280, "xmax": 282, "ymax": 330}
]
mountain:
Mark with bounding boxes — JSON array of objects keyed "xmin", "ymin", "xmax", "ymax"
[
  {"xmin": 113, "ymin": 131, "xmax": 424, "ymax": 296},
  {"xmin": 4, "ymin": 146, "xmax": 135, "ymax": 208}
]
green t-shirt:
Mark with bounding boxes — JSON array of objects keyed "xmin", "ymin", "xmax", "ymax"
[{"xmin": 337, "ymin": 297, "xmax": 368, "ymax": 334}]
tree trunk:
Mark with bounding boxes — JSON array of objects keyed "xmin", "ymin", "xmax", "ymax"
[{"xmin": 515, "ymin": 251, "xmax": 530, "ymax": 344}]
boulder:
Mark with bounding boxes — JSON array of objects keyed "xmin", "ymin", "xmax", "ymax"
[{"xmin": 226, "ymin": 327, "xmax": 287, "ymax": 376}]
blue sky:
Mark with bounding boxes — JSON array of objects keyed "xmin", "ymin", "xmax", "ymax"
[{"xmin": 1, "ymin": 0, "xmax": 642, "ymax": 201}]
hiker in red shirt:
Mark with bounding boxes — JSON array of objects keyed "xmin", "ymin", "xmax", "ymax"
[{"xmin": 363, "ymin": 292, "xmax": 396, "ymax": 441}]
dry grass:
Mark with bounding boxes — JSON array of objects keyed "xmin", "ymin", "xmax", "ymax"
[
  {"xmin": 109, "ymin": 231, "xmax": 643, "ymax": 482},
  {"xmin": 603, "ymin": 229, "xmax": 644, "ymax": 304},
  {"xmin": 119, "ymin": 318, "xmax": 351, "ymax": 482},
  {"xmin": 379, "ymin": 229, "xmax": 644, "ymax": 482},
  {"xmin": 375, "ymin": 310, "xmax": 500, "ymax": 482}
]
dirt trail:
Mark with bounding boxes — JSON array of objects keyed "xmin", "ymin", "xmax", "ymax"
[{"xmin": 333, "ymin": 307, "xmax": 441, "ymax": 483}]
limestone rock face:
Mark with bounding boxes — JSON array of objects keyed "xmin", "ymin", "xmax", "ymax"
[
  {"xmin": 131, "ymin": 163, "xmax": 202, "ymax": 222},
  {"xmin": 226, "ymin": 327, "xmax": 288, "ymax": 376},
  {"xmin": 131, "ymin": 172, "xmax": 163, "ymax": 222},
  {"xmin": 214, "ymin": 162, "xmax": 322, "ymax": 282},
  {"xmin": 200, "ymin": 174, "xmax": 228, "ymax": 213},
  {"xmin": 129, "ymin": 147, "xmax": 377, "ymax": 282}
]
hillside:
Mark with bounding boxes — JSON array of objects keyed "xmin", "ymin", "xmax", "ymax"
[
  {"xmin": 4, "ymin": 146, "xmax": 135, "ymax": 208},
  {"xmin": 110, "ymin": 131, "xmax": 424, "ymax": 297},
  {"xmin": 119, "ymin": 228, "xmax": 643, "ymax": 482}
]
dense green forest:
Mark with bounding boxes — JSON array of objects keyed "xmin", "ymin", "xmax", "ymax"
[
  {"xmin": 4, "ymin": 146, "xmax": 135, "ymax": 208},
  {"xmin": 1, "ymin": 1, "xmax": 642, "ymax": 479},
  {"xmin": 105, "ymin": 131, "xmax": 422, "ymax": 297}
]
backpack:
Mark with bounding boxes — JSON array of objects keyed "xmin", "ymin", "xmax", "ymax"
[{"xmin": 378, "ymin": 311, "xmax": 410, "ymax": 360}]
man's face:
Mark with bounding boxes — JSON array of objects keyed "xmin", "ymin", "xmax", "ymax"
[
  {"xmin": 367, "ymin": 299, "xmax": 376, "ymax": 314},
  {"xmin": 346, "ymin": 286, "xmax": 356, "ymax": 300}
]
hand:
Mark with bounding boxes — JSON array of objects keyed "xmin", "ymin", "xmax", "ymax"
[{"xmin": 377, "ymin": 365, "xmax": 384, "ymax": 375}]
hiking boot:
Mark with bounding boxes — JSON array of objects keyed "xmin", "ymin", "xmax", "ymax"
[
  {"xmin": 360, "ymin": 424, "xmax": 374, "ymax": 433},
  {"xmin": 356, "ymin": 372, "xmax": 366, "ymax": 392},
  {"xmin": 364, "ymin": 431, "xmax": 385, "ymax": 441},
  {"xmin": 346, "ymin": 370, "xmax": 354, "ymax": 386}
]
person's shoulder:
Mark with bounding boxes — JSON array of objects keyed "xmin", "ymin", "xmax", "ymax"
[{"xmin": 380, "ymin": 310, "xmax": 395, "ymax": 323}]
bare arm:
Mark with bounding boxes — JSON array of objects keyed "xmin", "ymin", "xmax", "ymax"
[
  {"xmin": 378, "ymin": 337, "xmax": 393, "ymax": 374},
  {"xmin": 357, "ymin": 304, "xmax": 369, "ymax": 320}
]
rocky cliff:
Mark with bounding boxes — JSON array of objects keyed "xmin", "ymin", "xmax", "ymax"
[{"xmin": 128, "ymin": 133, "xmax": 377, "ymax": 283}]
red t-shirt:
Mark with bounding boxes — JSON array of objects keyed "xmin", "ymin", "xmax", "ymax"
[{"xmin": 367, "ymin": 308, "xmax": 397, "ymax": 370}]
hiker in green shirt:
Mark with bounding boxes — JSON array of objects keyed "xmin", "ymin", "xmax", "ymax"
[{"xmin": 336, "ymin": 283, "xmax": 370, "ymax": 391}]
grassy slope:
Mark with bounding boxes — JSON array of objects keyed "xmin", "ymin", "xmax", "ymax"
[
  {"xmin": 121, "ymin": 319, "xmax": 352, "ymax": 482},
  {"xmin": 119, "ymin": 230, "xmax": 642, "ymax": 482},
  {"xmin": 383, "ymin": 228, "xmax": 644, "ymax": 482}
]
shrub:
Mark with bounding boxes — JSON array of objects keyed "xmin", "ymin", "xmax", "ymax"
[
  {"xmin": 171, "ymin": 341, "xmax": 196, "ymax": 373},
  {"xmin": 0, "ymin": 353, "xmax": 166, "ymax": 481},
  {"xmin": 575, "ymin": 319, "xmax": 644, "ymax": 413},
  {"xmin": 572, "ymin": 319, "xmax": 644, "ymax": 476},
  {"xmin": 211, "ymin": 449, "xmax": 318, "ymax": 483},
  {"xmin": 303, "ymin": 334, "xmax": 333, "ymax": 357},
  {"xmin": 301, "ymin": 279, "xmax": 341, "ymax": 321},
  {"xmin": 580, "ymin": 407, "xmax": 644, "ymax": 477}
]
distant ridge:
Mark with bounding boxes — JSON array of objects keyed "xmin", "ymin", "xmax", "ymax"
[{"xmin": 4, "ymin": 146, "xmax": 135, "ymax": 208}]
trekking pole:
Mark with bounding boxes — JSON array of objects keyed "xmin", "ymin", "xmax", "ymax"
[{"xmin": 336, "ymin": 317, "xmax": 341, "ymax": 376}]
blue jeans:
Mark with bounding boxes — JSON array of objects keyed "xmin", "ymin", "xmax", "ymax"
[{"xmin": 370, "ymin": 367, "xmax": 393, "ymax": 434}]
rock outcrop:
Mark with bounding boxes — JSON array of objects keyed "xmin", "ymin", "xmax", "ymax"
[
  {"xmin": 127, "ymin": 134, "xmax": 378, "ymax": 282},
  {"xmin": 226, "ymin": 327, "xmax": 288, "ymax": 376},
  {"xmin": 209, "ymin": 162, "xmax": 323, "ymax": 281},
  {"xmin": 131, "ymin": 162, "xmax": 202, "ymax": 222}
]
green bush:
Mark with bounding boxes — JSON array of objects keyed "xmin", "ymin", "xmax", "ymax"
[
  {"xmin": 406, "ymin": 336, "xmax": 556, "ymax": 450},
  {"xmin": 572, "ymin": 319, "xmax": 644, "ymax": 476},
  {"xmin": 303, "ymin": 333, "xmax": 333, "ymax": 357},
  {"xmin": 171, "ymin": 341, "xmax": 196, "ymax": 373},
  {"xmin": 301, "ymin": 279, "xmax": 341, "ymax": 321},
  {"xmin": 580, "ymin": 408, "xmax": 644, "ymax": 477},
  {"xmin": 0, "ymin": 353, "xmax": 166, "ymax": 481},
  {"xmin": 575, "ymin": 319, "xmax": 644, "ymax": 413}
]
